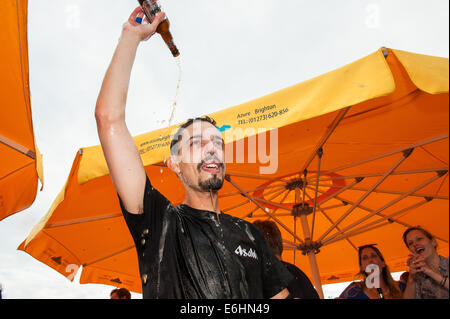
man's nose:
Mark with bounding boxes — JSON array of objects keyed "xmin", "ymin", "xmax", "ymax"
[{"xmin": 204, "ymin": 140, "xmax": 217, "ymax": 155}]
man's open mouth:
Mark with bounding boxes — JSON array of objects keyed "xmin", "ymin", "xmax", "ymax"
[
  {"xmin": 201, "ymin": 162, "xmax": 222, "ymax": 174},
  {"xmin": 197, "ymin": 156, "xmax": 224, "ymax": 175}
]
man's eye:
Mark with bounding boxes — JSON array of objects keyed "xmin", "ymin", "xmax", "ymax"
[{"xmin": 190, "ymin": 140, "xmax": 201, "ymax": 146}]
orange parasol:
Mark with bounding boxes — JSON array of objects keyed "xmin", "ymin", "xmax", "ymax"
[
  {"xmin": 19, "ymin": 48, "xmax": 448, "ymax": 298},
  {"xmin": 0, "ymin": 0, "xmax": 43, "ymax": 222}
]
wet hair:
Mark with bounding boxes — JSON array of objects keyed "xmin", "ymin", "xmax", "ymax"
[
  {"xmin": 170, "ymin": 116, "xmax": 218, "ymax": 156},
  {"xmin": 402, "ymin": 226, "xmax": 435, "ymax": 248},
  {"xmin": 252, "ymin": 220, "xmax": 283, "ymax": 257},
  {"xmin": 110, "ymin": 288, "xmax": 131, "ymax": 299},
  {"xmin": 355, "ymin": 244, "xmax": 402, "ymax": 298}
]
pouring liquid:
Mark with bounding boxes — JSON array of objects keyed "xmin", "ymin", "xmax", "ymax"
[{"xmin": 167, "ymin": 55, "xmax": 182, "ymax": 129}]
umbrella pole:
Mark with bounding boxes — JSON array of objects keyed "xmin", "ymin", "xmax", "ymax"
[
  {"xmin": 295, "ymin": 187, "xmax": 324, "ymax": 299},
  {"xmin": 307, "ymin": 250, "xmax": 324, "ymax": 299},
  {"xmin": 299, "ymin": 213, "xmax": 324, "ymax": 299}
]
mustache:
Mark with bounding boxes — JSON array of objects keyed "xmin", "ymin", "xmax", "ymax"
[{"xmin": 197, "ymin": 156, "xmax": 225, "ymax": 172}]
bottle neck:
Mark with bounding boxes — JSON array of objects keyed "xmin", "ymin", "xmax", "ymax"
[
  {"xmin": 139, "ymin": 1, "xmax": 179, "ymax": 57},
  {"xmin": 156, "ymin": 21, "xmax": 179, "ymax": 57}
]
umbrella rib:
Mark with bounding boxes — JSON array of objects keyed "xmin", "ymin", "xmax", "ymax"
[
  {"xmin": 323, "ymin": 200, "xmax": 448, "ymax": 246},
  {"xmin": 252, "ymin": 197, "xmax": 292, "ymax": 212},
  {"xmin": 327, "ymin": 221, "xmax": 394, "ymax": 246},
  {"xmin": 226, "ymin": 171, "xmax": 289, "ymax": 182},
  {"xmin": 0, "ymin": 161, "xmax": 34, "ymax": 182},
  {"xmin": 219, "ymin": 183, "xmax": 285, "ymax": 198},
  {"xmin": 419, "ymin": 145, "xmax": 449, "ymax": 167},
  {"xmin": 303, "ymin": 191, "xmax": 358, "ymax": 251},
  {"xmin": 255, "ymin": 196, "xmax": 351, "ymax": 218},
  {"xmin": 222, "ymin": 186, "xmax": 286, "ymax": 213},
  {"xmin": 0, "ymin": 134, "xmax": 36, "ymax": 159},
  {"xmin": 222, "ymin": 189, "xmax": 285, "ymax": 214},
  {"xmin": 319, "ymin": 134, "xmax": 449, "ymax": 177},
  {"xmin": 318, "ymin": 149, "xmax": 413, "ymax": 242},
  {"xmin": 323, "ymin": 198, "xmax": 431, "ymax": 246},
  {"xmin": 222, "ymin": 199, "xmax": 251, "ymax": 213},
  {"xmin": 433, "ymin": 172, "xmax": 449, "ymax": 198},
  {"xmin": 312, "ymin": 178, "xmax": 363, "ymax": 207},
  {"xmin": 41, "ymin": 229, "xmax": 83, "ymax": 267},
  {"xmin": 242, "ymin": 188, "xmax": 290, "ymax": 218},
  {"xmin": 282, "ymin": 239, "xmax": 299, "ymax": 250},
  {"xmin": 318, "ymin": 202, "xmax": 349, "ymax": 210},
  {"xmin": 83, "ymin": 245, "xmax": 135, "ymax": 267},
  {"xmin": 307, "ymin": 185, "xmax": 418, "ymax": 230},
  {"xmin": 222, "ymin": 189, "xmax": 284, "ymax": 214},
  {"xmin": 323, "ymin": 171, "xmax": 446, "ymax": 244},
  {"xmin": 302, "ymin": 188, "xmax": 351, "ymax": 217},
  {"xmin": 312, "ymin": 167, "xmax": 449, "ymax": 182},
  {"xmin": 310, "ymin": 148, "xmax": 324, "ymax": 241},
  {"xmin": 226, "ymin": 176, "xmax": 304, "ymax": 244},
  {"xmin": 246, "ymin": 189, "xmax": 292, "ymax": 218},
  {"xmin": 313, "ymin": 181, "xmax": 449, "ymax": 200},
  {"xmin": 299, "ymin": 108, "xmax": 350, "ymax": 174},
  {"xmin": 252, "ymin": 212, "xmax": 299, "ymax": 218},
  {"xmin": 45, "ymin": 213, "xmax": 123, "ymax": 228}
]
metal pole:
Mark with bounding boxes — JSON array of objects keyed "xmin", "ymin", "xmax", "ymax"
[
  {"xmin": 310, "ymin": 147, "xmax": 324, "ymax": 241},
  {"xmin": 295, "ymin": 188, "xmax": 324, "ymax": 299}
]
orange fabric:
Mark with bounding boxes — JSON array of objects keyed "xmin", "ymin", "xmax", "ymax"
[
  {"xmin": 20, "ymin": 49, "xmax": 449, "ymax": 293},
  {"xmin": 0, "ymin": 0, "xmax": 42, "ymax": 221}
]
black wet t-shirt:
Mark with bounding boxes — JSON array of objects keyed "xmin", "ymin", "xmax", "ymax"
[{"xmin": 119, "ymin": 175, "xmax": 292, "ymax": 299}]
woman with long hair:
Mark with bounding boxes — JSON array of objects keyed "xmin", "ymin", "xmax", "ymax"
[
  {"xmin": 338, "ymin": 244, "xmax": 405, "ymax": 299},
  {"xmin": 403, "ymin": 227, "xmax": 449, "ymax": 299}
]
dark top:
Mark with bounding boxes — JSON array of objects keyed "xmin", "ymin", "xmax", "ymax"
[
  {"xmin": 119, "ymin": 175, "xmax": 292, "ymax": 299},
  {"xmin": 282, "ymin": 261, "xmax": 320, "ymax": 299},
  {"xmin": 339, "ymin": 281, "xmax": 406, "ymax": 299}
]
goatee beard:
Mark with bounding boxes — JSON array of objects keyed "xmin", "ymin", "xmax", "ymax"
[
  {"xmin": 198, "ymin": 174, "xmax": 224, "ymax": 192},
  {"xmin": 197, "ymin": 156, "xmax": 225, "ymax": 192}
]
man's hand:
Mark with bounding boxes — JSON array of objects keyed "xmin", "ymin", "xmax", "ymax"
[{"xmin": 122, "ymin": 6, "xmax": 166, "ymax": 42}]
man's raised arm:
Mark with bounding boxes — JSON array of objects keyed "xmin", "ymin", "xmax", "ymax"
[{"xmin": 95, "ymin": 7, "xmax": 165, "ymax": 214}]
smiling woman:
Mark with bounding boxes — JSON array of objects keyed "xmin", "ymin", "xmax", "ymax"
[
  {"xmin": 338, "ymin": 245, "xmax": 405, "ymax": 299},
  {"xmin": 403, "ymin": 227, "xmax": 449, "ymax": 299}
]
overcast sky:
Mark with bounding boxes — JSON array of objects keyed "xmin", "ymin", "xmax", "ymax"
[{"xmin": 0, "ymin": 0, "xmax": 448, "ymax": 299}]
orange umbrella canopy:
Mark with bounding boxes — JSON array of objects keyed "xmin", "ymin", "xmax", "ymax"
[
  {"xmin": 19, "ymin": 48, "xmax": 448, "ymax": 296},
  {"xmin": 0, "ymin": 0, "xmax": 43, "ymax": 221}
]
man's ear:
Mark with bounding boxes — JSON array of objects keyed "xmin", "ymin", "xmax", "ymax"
[{"xmin": 167, "ymin": 156, "xmax": 181, "ymax": 176}]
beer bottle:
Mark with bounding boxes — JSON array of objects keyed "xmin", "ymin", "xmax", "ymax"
[{"xmin": 138, "ymin": 0, "xmax": 180, "ymax": 57}]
